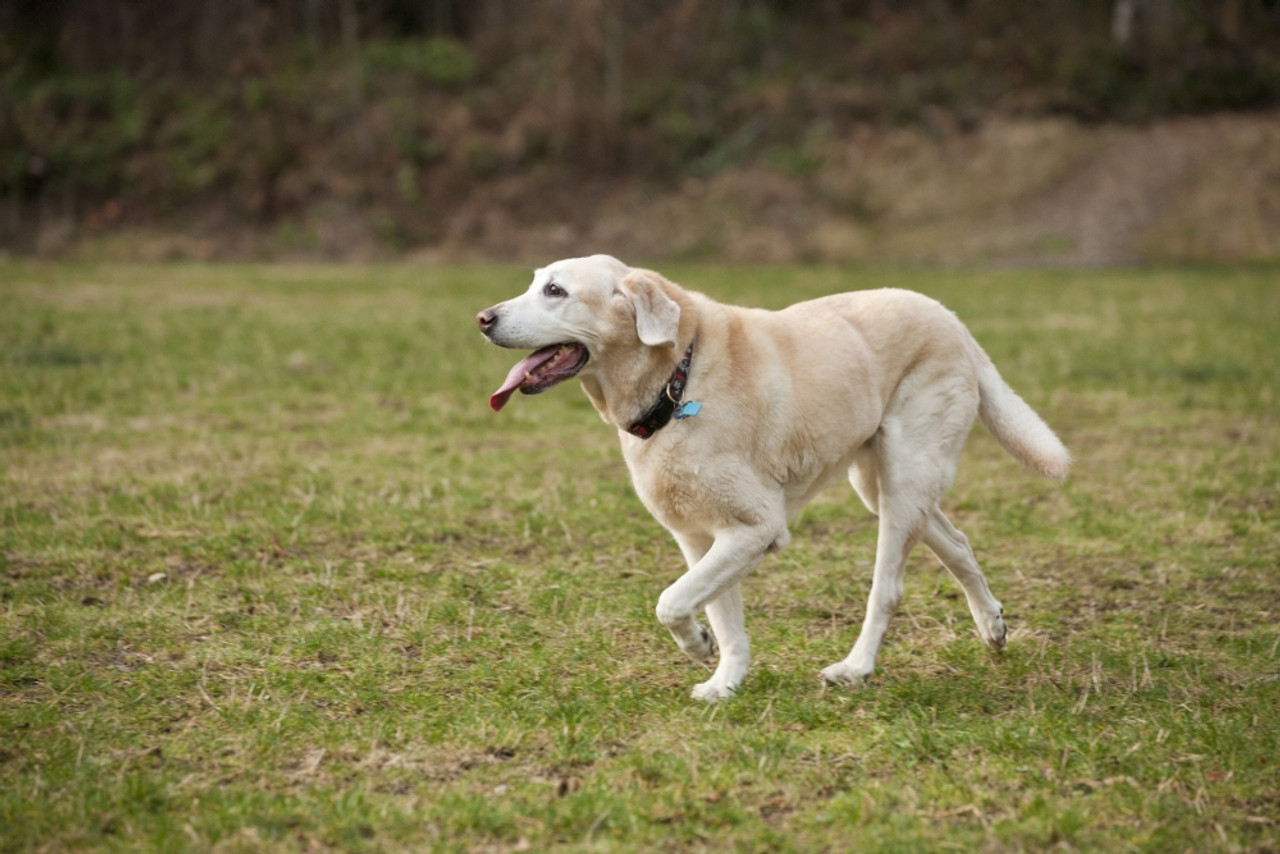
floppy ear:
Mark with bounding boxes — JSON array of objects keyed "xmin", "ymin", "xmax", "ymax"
[{"xmin": 623, "ymin": 272, "xmax": 681, "ymax": 349}]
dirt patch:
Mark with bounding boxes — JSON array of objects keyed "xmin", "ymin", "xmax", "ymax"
[{"xmin": 998, "ymin": 115, "xmax": 1267, "ymax": 266}]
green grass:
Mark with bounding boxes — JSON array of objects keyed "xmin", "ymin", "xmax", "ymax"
[{"xmin": 1, "ymin": 261, "xmax": 1278, "ymax": 852}]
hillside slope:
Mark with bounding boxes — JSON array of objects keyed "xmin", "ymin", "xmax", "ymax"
[
  {"xmin": 4, "ymin": 2, "xmax": 1278, "ymax": 265},
  {"xmin": 32, "ymin": 111, "xmax": 1276, "ymax": 267}
]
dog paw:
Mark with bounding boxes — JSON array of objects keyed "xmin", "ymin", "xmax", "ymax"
[
  {"xmin": 683, "ymin": 624, "xmax": 718, "ymax": 665},
  {"xmin": 820, "ymin": 660, "xmax": 873, "ymax": 686},
  {"xmin": 981, "ymin": 607, "xmax": 1008, "ymax": 652},
  {"xmin": 691, "ymin": 678, "xmax": 737, "ymax": 702}
]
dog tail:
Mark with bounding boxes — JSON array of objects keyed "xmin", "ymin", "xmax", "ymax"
[{"xmin": 976, "ymin": 354, "xmax": 1071, "ymax": 481}]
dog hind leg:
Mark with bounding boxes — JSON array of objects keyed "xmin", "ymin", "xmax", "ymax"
[
  {"xmin": 923, "ymin": 505, "xmax": 1006, "ymax": 650},
  {"xmin": 823, "ymin": 405, "xmax": 970, "ymax": 684},
  {"xmin": 820, "ymin": 487, "xmax": 925, "ymax": 684}
]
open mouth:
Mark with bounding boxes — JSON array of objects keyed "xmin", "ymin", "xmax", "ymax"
[{"xmin": 489, "ymin": 343, "xmax": 590, "ymax": 411}]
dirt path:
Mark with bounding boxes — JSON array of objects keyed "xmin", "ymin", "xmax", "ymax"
[{"xmin": 1018, "ymin": 119, "xmax": 1225, "ymax": 266}]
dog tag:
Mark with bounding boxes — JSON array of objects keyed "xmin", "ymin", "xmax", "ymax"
[{"xmin": 674, "ymin": 401, "xmax": 702, "ymax": 420}]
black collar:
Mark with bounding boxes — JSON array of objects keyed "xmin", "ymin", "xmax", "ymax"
[{"xmin": 626, "ymin": 341, "xmax": 695, "ymax": 439}]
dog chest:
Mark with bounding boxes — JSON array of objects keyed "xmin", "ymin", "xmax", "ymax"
[{"xmin": 622, "ymin": 440, "xmax": 777, "ymax": 534}]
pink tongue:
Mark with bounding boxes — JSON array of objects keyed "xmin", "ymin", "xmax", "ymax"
[{"xmin": 489, "ymin": 346, "xmax": 559, "ymax": 412}]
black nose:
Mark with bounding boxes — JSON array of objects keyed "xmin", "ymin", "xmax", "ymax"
[{"xmin": 476, "ymin": 307, "xmax": 498, "ymax": 334}]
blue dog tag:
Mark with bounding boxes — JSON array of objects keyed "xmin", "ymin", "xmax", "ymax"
[{"xmin": 674, "ymin": 401, "xmax": 702, "ymax": 420}]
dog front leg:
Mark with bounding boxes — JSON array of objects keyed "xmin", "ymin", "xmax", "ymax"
[
  {"xmin": 657, "ymin": 527, "xmax": 774, "ymax": 700},
  {"xmin": 692, "ymin": 582, "xmax": 748, "ymax": 701},
  {"xmin": 665, "ymin": 532, "xmax": 718, "ymax": 665}
]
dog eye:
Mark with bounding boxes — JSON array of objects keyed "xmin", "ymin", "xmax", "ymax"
[{"xmin": 543, "ymin": 282, "xmax": 567, "ymax": 298}]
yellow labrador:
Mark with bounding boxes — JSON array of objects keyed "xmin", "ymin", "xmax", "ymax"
[{"xmin": 477, "ymin": 255, "xmax": 1069, "ymax": 701}]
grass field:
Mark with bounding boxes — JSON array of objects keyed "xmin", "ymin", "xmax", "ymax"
[{"xmin": 1, "ymin": 261, "xmax": 1277, "ymax": 852}]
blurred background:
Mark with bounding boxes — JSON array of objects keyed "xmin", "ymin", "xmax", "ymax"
[{"xmin": 2, "ymin": 0, "xmax": 1278, "ymax": 266}]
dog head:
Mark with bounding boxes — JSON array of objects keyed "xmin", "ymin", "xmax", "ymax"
[{"xmin": 477, "ymin": 255, "xmax": 681, "ymax": 411}]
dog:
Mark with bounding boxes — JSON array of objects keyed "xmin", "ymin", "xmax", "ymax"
[{"xmin": 477, "ymin": 255, "xmax": 1069, "ymax": 701}]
